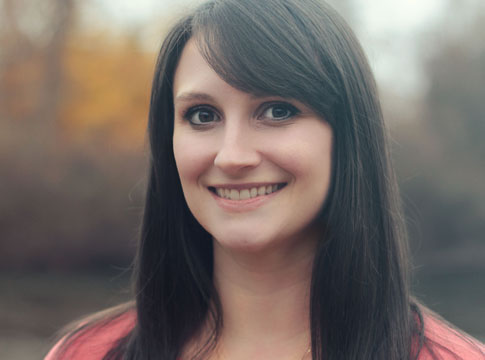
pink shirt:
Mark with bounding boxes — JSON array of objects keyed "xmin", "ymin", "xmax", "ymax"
[
  {"xmin": 416, "ymin": 315, "xmax": 485, "ymax": 359},
  {"xmin": 45, "ymin": 312, "xmax": 484, "ymax": 359},
  {"xmin": 45, "ymin": 311, "xmax": 135, "ymax": 360}
]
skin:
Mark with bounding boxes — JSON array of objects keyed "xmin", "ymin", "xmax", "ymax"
[{"xmin": 172, "ymin": 39, "xmax": 333, "ymax": 360}]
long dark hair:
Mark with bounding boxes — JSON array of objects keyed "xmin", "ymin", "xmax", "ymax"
[{"xmin": 56, "ymin": 0, "xmax": 426, "ymax": 359}]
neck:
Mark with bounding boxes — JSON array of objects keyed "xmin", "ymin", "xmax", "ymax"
[{"xmin": 210, "ymin": 237, "xmax": 315, "ymax": 360}]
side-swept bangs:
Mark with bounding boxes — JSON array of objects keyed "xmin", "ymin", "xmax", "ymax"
[{"xmin": 190, "ymin": 0, "xmax": 347, "ymax": 122}]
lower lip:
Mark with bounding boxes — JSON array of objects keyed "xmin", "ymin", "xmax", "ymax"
[{"xmin": 209, "ymin": 188, "xmax": 282, "ymax": 212}]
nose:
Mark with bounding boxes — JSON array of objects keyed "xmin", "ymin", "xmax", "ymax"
[{"xmin": 213, "ymin": 122, "xmax": 261, "ymax": 174}]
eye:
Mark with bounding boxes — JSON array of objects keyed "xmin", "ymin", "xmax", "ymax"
[
  {"xmin": 260, "ymin": 102, "xmax": 300, "ymax": 121},
  {"xmin": 184, "ymin": 106, "xmax": 220, "ymax": 126}
]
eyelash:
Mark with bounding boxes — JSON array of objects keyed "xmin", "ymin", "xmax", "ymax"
[
  {"xmin": 182, "ymin": 101, "xmax": 300, "ymax": 127},
  {"xmin": 183, "ymin": 105, "xmax": 220, "ymax": 126},
  {"xmin": 259, "ymin": 102, "xmax": 300, "ymax": 121}
]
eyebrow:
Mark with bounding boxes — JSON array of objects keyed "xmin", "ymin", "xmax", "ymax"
[
  {"xmin": 174, "ymin": 91, "xmax": 263, "ymax": 104},
  {"xmin": 174, "ymin": 92, "xmax": 217, "ymax": 103}
]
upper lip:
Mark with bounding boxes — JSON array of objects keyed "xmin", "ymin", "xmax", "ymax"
[{"xmin": 208, "ymin": 182, "xmax": 286, "ymax": 190}]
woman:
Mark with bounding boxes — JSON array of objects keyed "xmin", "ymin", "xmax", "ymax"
[{"xmin": 46, "ymin": 0, "xmax": 485, "ymax": 359}]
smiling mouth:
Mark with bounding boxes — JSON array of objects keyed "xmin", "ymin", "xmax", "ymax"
[{"xmin": 208, "ymin": 183, "xmax": 287, "ymax": 201}]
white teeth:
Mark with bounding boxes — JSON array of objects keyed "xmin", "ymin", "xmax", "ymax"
[
  {"xmin": 213, "ymin": 184, "xmax": 283, "ymax": 200},
  {"xmin": 240, "ymin": 189, "xmax": 250, "ymax": 200},
  {"xmin": 250, "ymin": 188, "xmax": 258, "ymax": 198},
  {"xmin": 230, "ymin": 189, "xmax": 240, "ymax": 200}
]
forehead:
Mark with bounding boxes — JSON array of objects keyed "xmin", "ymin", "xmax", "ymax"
[
  {"xmin": 173, "ymin": 39, "xmax": 251, "ymax": 105},
  {"xmin": 173, "ymin": 40, "xmax": 216, "ymax": 94}
]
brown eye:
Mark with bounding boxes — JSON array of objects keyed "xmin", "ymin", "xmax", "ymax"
[{"xmin": 185, "ymin": 106, "xmax": 220, "ymax": 125}]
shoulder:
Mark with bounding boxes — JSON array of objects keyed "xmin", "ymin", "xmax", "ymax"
[
  {"xmin": 44, "ymin": 309, "xmax": 136, "ymax": 360},
  {"xmin": 418, "ymin": 313, "xmax": 485, "ymax": 360}
]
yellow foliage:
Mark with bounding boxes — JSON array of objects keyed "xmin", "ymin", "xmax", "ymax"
[{"xmin": 59, "ymin": 31, "xmax": 156, "ymax": 150}]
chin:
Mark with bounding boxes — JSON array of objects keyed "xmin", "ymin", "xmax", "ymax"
[{"xmin": 212, "ymin": 231, "xmax": 277, "ymax": 253}]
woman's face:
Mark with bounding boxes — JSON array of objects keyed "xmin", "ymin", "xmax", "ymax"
[{"xmin": 172, "ymin": 39, "xmax": 333, "ymax": 253}]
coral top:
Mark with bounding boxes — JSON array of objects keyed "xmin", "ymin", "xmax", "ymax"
[
  {"xmin": 45, "ymin": 311, "xmax": 135, "ymax": 360},
  {"xmin": 417, "ymin": 315, "xmax": 485, "ymax": 359},
  {"xmin": 45, "ymin": 312, "xmax": 484, "ymax": 359}
]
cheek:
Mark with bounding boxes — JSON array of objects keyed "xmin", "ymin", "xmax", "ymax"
[
  {"xmin": 173, "ymin": 132, "xmax": 213, "ymax": 188},
  {"xmin": 267, "ymin": 124, "xmax": 333, "ymax": 185}
]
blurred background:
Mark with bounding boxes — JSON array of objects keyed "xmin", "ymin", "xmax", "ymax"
[{"xmin": 0, "ymin": 0, "xmax": 484, "ymax": 358}]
